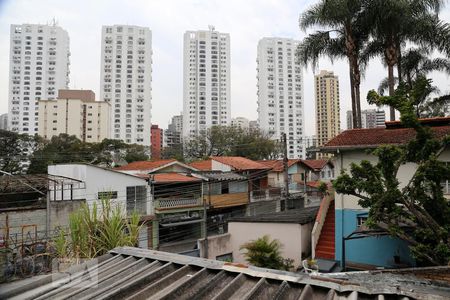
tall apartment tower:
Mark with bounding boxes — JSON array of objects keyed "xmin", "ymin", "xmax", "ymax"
[
  {"xmin": 182, "ymin": 26, "xmax": 231, "ymax": 138},
  {"xmin": 100, "ymin": 25, "xmax": 152, "ymax": 145},
  {"xmin": 8, "ymin": 23, "xmax": 70, "ymax": 134},
  {"xmin": 315, "ymin": 70, "xmax": 340, "ymax": 149},
  {"xmin": 347, "ymin": 108, "xmax": 386, "ymax": 129},
  {"xmin": 257, "ymin": 37, "xmax": 304, "ymax": 158}
]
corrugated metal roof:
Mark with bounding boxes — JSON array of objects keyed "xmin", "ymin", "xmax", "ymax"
[
  {"xmin": 229, "ymin": 207, "xmax": 319, "ymax": 224},
  {"xmin": 3, "ymin": 247, "xmax": 450, "ymax": 299}
]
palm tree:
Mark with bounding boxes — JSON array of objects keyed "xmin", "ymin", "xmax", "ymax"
[
  {"xmin": 240, "ymin": 235, "xmax": 293, "ymax": 270},
  {"xmin": 377, "ymin": 47, "xmax": 450, "ymax": 94},
  {"xmin": 298, "ymin": 0, "xmax": 367, "ymax": 129},
  {"xmin": 362, "ymin": 0, "xmax": 446, "ymax": 121}
]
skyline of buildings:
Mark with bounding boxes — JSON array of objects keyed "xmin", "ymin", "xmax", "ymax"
[
  {"xmin": 100, "ymin": 25, "xmax": 153, "ymax": 146},
  {"xmin": 257, "ymin": 37, "xmax": 304, "ymax": 158},
  {"xmin": 182, "ymin": 26, "xmax": 231, "ymax": 138},
  {"xmin": 38, "ymin": 89, "xmax": 110, "ymax": 143},
  {"xmin": 315, "ymin": 70, "xmax": 340, "ymax": 155},
  {"xmin": 4, "ymin": 22, "xmax": 390, "ymax": 158},
  {"xmin": 8, "ymin": 23, "xmax": 70, "ymax": 134}
]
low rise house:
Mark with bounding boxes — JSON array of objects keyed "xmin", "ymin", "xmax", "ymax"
[
  {"xmin": 148, "ymin": 173, "xmax": 205, "ymax": 254},
  {"xmin": 257, "ymin": 159, "xmax": 309, "ymax": 192},
  {"xmin": 319, "ymin": 117, "xmax": 450, "ymax": 269},
  {"xmin": 115, "ymin": 159, "xmax": 196, "ymax": 176},
  {"xmin": 301, "ymin": 159, "xmax": 335, "ymax": 181},
  {"xmin": 197, "ymin": 206, "xmax": 319, "ymax": 268},
  {"xmin": 48, "ymin": 164, "xmax": 152, "ymax": 248}
]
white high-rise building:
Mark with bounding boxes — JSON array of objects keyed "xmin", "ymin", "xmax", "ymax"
[
  {"xmin": 257, "ymin": 37, "xmax": 304, "ymax": 158},
  {"xmin": 347, "ymin": 108, "xmax": 386, "ymax": 129},
  {"xmin": 231, "ymin": 117, "xmax": 250, "ymax": 130},
  {"xmin": 182, "ymin": 26, "xmax": 231, "ymax": 138},
  {"xmin": 100, "ymin": 25, "xmax": 152, "ymax": 145},
  {"xmin": 0, "ymin": 114, "xmax": 8, "ymax": 130},
  {"xmin": 8, "ymin": 23, "xmax": 70, "ymax": 134}
]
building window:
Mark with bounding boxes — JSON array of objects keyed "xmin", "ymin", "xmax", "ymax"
[
  {"xmin": 126, "ymin": 185, "xmax": 147, "ymax": 215},
  {"xmin": 357, "ymin": 215, "xmax": 368, "ymax": 227},
  {"xmin": 98, "ymin": 191, "xmax": 118, "ymax": 199}
]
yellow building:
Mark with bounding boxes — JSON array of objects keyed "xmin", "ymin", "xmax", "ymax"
[
  {"xmin": 38, "ymin": 89, "xmax": 111, "ymax": 143},
  {"xmin": 315, "ymin": 70, "xmax": 340, "ymax": 155}
]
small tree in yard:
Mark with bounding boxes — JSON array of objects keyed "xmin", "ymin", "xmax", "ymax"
[
  {"xmin": 240, "ymin": 235, "xmax": 293, "ymax": 271},
  {"xmin": 334, "ymin": 78, "xmax": 450, "ymax": 266}
]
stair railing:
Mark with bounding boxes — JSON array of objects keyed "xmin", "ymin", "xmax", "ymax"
[{"xmin": 311, "ymin": 193, "xmax": 333, "ymax": 258}]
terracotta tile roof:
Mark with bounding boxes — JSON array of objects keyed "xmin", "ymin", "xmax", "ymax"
[
  {"xmin": 322, "ymin": 125, "xmax": 450, "ymax": 150},
  {"xmin": 257, "ymin": 159, "xmax": 301, "ymax": 172},
  {"xmin": 301, "ymin": 159, "xmax": 329, "ymax": 171},
  {"xmin": 114, "ymin": 159, "xmax": 176, "ymax": 171},
  {"xmin": 152, "ymin": 173, "xmax": 201, "ymax": 183},
  {"xmin": 188, "ymin": 160, "xmax": 212, "ymax": 171},
  {"xmin": 211, "ymin": 156, "xmax": 269, "ymax": 170}
]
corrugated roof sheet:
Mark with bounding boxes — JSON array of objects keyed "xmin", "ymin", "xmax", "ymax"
[
  {"xmin": 229, "ymin": 206, "xmax": 319, "ymax": 224},
  {"xmin": 114, "ymin": 159, "xmax": 176, "ymax": 171},
  {"xmin": 211, "ymin": 156, "xmax": 269, "ymax": 170},
  {"xmin": 4, "ymin": 247, "xmax": 450, "ymax": 299}
]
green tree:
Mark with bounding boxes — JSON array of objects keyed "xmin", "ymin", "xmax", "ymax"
[
  {"xmin": 362, "ymin": 0, "xmax": 447, "ymax": 120},
  {"xmin": 28, "ymin": 134, "xmax": 92, "ymax": 174},
  {"xmin": 161, "ymin": 143, "xmax": 184, "ymax": 161},
  {"xmin": 298, "ymin": 0, "xmax": 368, "ymax": 128},
  {"xmin": 240, "ymin": 235, "xmax": 293, "ymax": 271},
  {"xmin": 0, "ymin": 130, "xmax": 40, "ymax": 174},
  {"xmin": 184, "ymin": 126, "xmax": 280, "ymax": 161},
  {"xmin": 334, "ymin": 78, "xmax": 450, "ymax": 265}
]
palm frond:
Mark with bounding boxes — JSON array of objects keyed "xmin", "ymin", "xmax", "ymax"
[{"xmin": 296, "ymin": 31, "xmax": 345, "ymax": 69}]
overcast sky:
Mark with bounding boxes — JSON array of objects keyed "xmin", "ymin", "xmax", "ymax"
[{"xmin": 0, "ymin": 0, "xmax": 449, "ymax": 135}]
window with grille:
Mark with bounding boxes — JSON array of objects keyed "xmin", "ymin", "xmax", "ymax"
[{"xmin": 126, "ymin": 185, "xmax": 147, "ymax": 215}]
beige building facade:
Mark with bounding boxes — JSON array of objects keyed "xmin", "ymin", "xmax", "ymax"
[
  {"xmin": 38, "ymin": 89, "xmax": 110, "ymax": 142},
  {"xmin": 315, "ymin": 70, "xmax": 340, "ymax": 153}
]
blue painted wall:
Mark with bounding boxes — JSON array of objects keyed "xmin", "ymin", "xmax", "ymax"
[{"xmin": 335, "ymin": 209, "xmax": 415, "ymax": 268}]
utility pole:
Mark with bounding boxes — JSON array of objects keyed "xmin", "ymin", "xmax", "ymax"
[
  {"xmin": 201, "ymin": 181, "xmax": 208, "ymax": 258},
  {"xmin": 282, "ymin": 133, "xmax": 289, "ymax": 210}
]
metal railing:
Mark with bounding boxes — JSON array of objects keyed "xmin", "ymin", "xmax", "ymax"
[
  {"xmin": 311, "ymin": 194, "xmax": 333, "ymax": 259},
  {"xmin": 155, "ymin": 198, "xmax": 202, "ymax": 209}
]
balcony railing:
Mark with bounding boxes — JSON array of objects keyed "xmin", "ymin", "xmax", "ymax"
[
  {"xmin": 155, "ymin": 197, "xmax": 202, "ymax": 210},
  {"xmin": 250, "ymin": 188, "xmax": 283, "ymax": 202}
]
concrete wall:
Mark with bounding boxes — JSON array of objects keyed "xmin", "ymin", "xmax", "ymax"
[
  {"xmin": 228, "ymin": 221, "xmax": 310, "ymax": 268},
  {"xmin": 198, "ymin": 233, "xmax": 232, "ymax": 260},
  {"xmin": 0, "ymin": 200, "xmax": 85, "ymax": 240}
]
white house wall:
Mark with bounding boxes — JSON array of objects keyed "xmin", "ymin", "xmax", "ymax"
[
  {"xmin": 228, "ymin": 222, "xmax": 305, "ymax": 268},
  {"xmin": 211, "ymin": 160, "xmax": 232, "ymax": 172},
  {"xmin": 48, "ymin": 164, "xmax": 151, "ymax": 215},
  {"xmin": 335, "ymin": 150, "xmax": 418, "ymax": 210}
]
